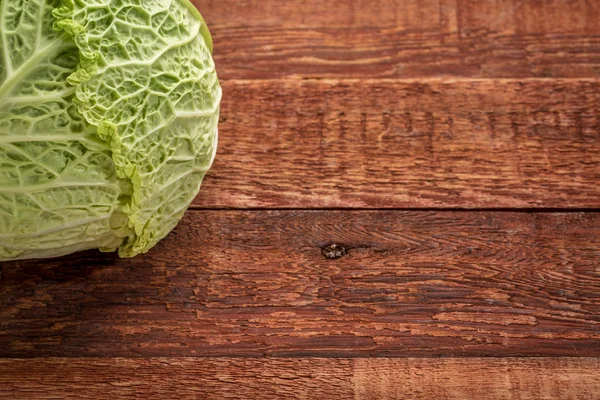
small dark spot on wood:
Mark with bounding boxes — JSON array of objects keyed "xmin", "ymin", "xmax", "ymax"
[{"xmin": 322, "ymin": 244, "xmax": 348, "ymax": 260}]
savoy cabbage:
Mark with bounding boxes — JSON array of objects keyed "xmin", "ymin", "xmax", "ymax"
[{"xmin": 0, "ymin": 0, "xmax": 221, "ymax": 260}]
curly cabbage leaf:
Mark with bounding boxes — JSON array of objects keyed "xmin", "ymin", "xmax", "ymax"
[{"xmin": 0, "ymin": 0, "xmax": 221, "ymax": 261}]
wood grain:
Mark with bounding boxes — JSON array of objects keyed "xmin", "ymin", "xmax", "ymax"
[
  {"xmin": 2, "ymin": 211, "xmax": 599, "ymax": 357},
  {"xmin": 196, "ymin": 79, "xmax": 600, "ymax": 209},
  {"xmin": 1, "ymin": 1, "xmax": 599, "ymax": 397},
  {"xmin": 0, "ymin": 358, "xmax": 353, "ymax": 400},
  {"xmin": 195, "ymin": 0, "xmax": 600, "ymax": 79},
  {"xmin": 1, "ymin": 358, "xmax": 599, "ymax": 400},
  {"xmin": 352, "ymin": 358, "xmax": 600, "ymax": 400}
]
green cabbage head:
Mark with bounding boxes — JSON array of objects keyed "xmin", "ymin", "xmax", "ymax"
[{"xmin": 0, "ymin": 0, "xmax": 221, "ymax": 261}]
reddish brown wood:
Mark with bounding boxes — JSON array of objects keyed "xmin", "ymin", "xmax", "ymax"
[
  {"xmin": 195, "ymin": 0, "xmax": 600, "ymax": 79},
  {"xmin": 1, "ymin": 358, "xmax": 599, "ymax": 400},
  {"xmin": 0, "ymin": 358, "xmax": 353, "ymax": 400},
  {"xmin": 195, "ymin": 79, "xmax": 600, "ymax": 209},
  {"xmin": 1, "ymin": 211, "xmax": 599, "ymax": 357},
  {"xmin": 352, "ymin": 358, "xmax": 600, "ymax": 400},
  {"xmin": 1, "ymin": 1, "xmax": 599, "ymax": 395}
]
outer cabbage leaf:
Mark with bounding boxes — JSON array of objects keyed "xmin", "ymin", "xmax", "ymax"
[{"xmin": 0, "ymin": 0, "xmax": 220, "ymax": 260}]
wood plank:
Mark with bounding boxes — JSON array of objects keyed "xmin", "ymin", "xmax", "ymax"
[
  {"xmin": 0, "ymin": 358, "xmax": 353, "ymax": 400},
  {"xmin": 1, "ymin": 211, "xmax": 599, "ymax": 357},
  {"xmin": 195, "ymin": 0, "xmax": 600, "ymax": 79},
  {"xmin": 196, "ymin": 79, "xmax": 600, "ymax": 209},
  {"xmin": 353, "ymin": 358, "xmax": 600, "ymax": 400},
  {"xmin": 1, "ymin": 358, "xmax": 599, "ymax": 400}
]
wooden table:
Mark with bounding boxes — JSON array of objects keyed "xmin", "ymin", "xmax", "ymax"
[{"xmin": 1, "ymin": 0, "xmax": 600, "ymax": 398}]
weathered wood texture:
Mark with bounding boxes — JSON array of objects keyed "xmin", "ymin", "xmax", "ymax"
[
  {"xmin": 195, "ymin": 79, "xmax": 600, "ymax": 209},
  {"xmin": 1, "ymin": 358, "xmax": 599, "ymax": 400},
  {"xmin": 196, "ymin": 0, "xmax": 600, "ymax": 79},
  {"xmin": 2, "ymin": 211, "xmax": 599, "ymax": 357},
  {"xmin": 2, "ymin": 1, "xmax": 600, "ymax": 396},
  {"xmin": 352, "ymin": 358, "xmax": 600, "ymax": 400}
]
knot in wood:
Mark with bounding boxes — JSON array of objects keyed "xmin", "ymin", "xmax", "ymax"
[{"xmin": 322, "ymin": 244, "xmax": 347, "ymax": 260}]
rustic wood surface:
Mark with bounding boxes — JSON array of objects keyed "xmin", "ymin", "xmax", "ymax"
[
  {"xmin": 1, "ymin": 358, "xmax": 599, "ymax": 400},
  {"xmin": 1, "ymin": 211, "xmax": 599, "ymax": 357},
  {"xmin": 200, "ymin": 0, "xmax": 600, "ymax": 79},
  {"xmin": 1, "ymin": 0, "xmax": 600, "ymax": 398},
  {"xmin": 196, "ymin": 79, "xmax": 600, "ymax": 209}
]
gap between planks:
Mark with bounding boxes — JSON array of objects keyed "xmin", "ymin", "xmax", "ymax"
[
  {"xmin": 220, "ymin": 77, "xmax": 600, "ymax": 83},
  {"xmin": 189, "ymin": 206, "xmax": 600, "ymax": 212}
]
